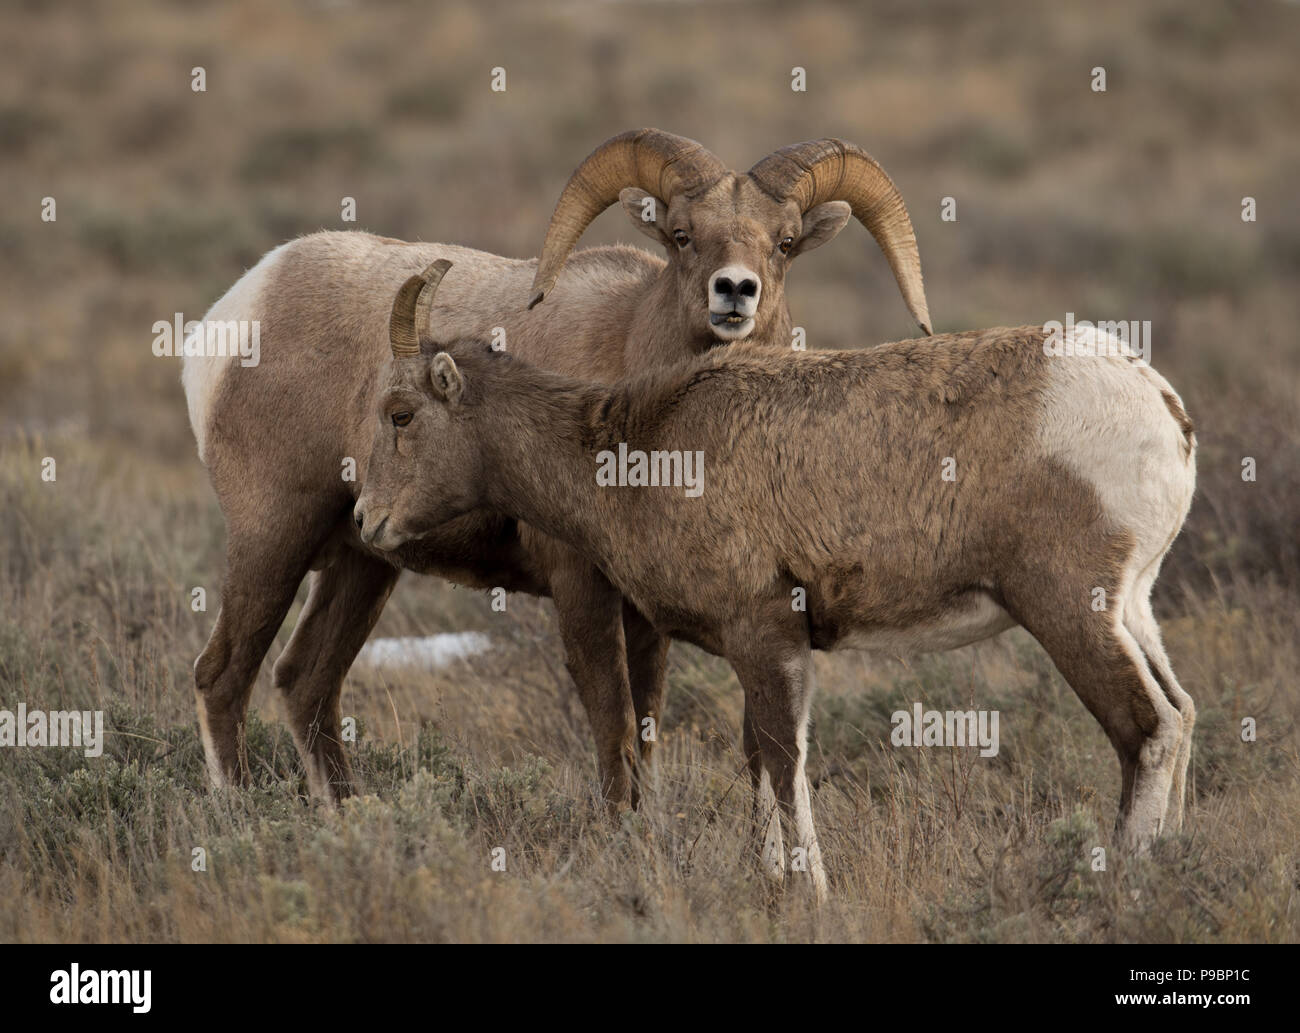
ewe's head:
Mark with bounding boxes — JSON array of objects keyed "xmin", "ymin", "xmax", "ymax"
[
  {"xmin": 529, "ymin": 129, "xmax": 932, "ymax": 349},
  {"xmin": 356, "ymin": 261, "xmax": 486, "ymax": 550}
]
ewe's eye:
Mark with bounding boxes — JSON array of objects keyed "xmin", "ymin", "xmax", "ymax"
[
  {"xmin": 672, "ymin": 229, "xmax": 690, "ymax": 248},
  {"xmin": 391, "ymin": 411, "xmax": 413, "ymax": 428},
  {"xmin": 778, "ymin": 236, "xmax": 795, "ymax": 255}
]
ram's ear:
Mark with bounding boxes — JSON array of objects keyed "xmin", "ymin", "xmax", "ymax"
[
  {"xmin": 620, "ymin": 188, "xmax": 670, "ymax": 246},
  {"xmin": 431, "ymin": 352, "xmax": 464, "ymax": 406},
  {"xmin": 791, "ymin": 201, "xmax": 852, "ymax": 257}
]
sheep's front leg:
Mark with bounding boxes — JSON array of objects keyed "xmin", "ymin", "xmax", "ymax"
[
  {"xmin": 743, "ymin": 700, "xmax": 785, "ymax": 883},
  {"xmin": 624, "ymin": 599, "xmax": 670, "ymax": 809},
  {"xmin": 733, "ymin": 639, "xmax": 827, "ymax": 902},
  {"xmin": 549, "ymin": 551, "xmax": 638, "ymax": 815}
]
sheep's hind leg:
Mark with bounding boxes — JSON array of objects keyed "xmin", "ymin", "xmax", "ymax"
[
  {"xmin": 1123, "ymin": 583, "xmax": 1195, "ymax": 833},
  {"xmin": 1005, "ymin": 569, "xmax": 1183, "ymax": 853},
  {"xmin": 272, "ymin": 545, "xmax": 400, "ymax": 803},
  {"xmin": 193, "ymin": 530, "xmax": 319, "ymax": 790}
]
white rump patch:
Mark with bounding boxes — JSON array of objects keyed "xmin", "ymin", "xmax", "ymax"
[
  {"xmin": 1036, "ymin": 325, "xmax": 1195, "ymax": 568},
  {"xmin": 183, "ymin": 242, "xmax": 287, "ymax": 461}
]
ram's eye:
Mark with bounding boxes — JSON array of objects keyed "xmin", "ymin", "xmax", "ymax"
[
  {"xmin": 391, "ymin": 411, "xmax": 413, "ymax": 428},
  {"xmin": 672, "ymin": 229, "xmax": 690, "ymax": 248},
  {"xmin": 778, "ymin": 236, "xmax": 795, "ymax": 255}
]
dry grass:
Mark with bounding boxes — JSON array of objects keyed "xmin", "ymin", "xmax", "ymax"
[{"xmin": 1, "ymin": 0, "xmax": 1297, "ymax": 942}]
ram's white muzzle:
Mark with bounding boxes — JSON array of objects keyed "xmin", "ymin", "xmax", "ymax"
[{"xmin": 708, "ymin": 264, "xmax": 761, "ymax": 341}]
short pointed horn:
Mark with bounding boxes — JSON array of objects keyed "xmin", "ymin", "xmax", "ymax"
[
  {"xmin": 749, "ymin": 140, "xmax": 932, "ymax": 335},
  {"xmin": 390, "ymin": 259, "xmax": 453, "ymax": 359},
  {"xmin": 528, "ymin": 129, "xmax": 727, "ymax": 309}
]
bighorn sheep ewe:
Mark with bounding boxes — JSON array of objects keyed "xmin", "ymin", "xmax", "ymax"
[
  {"xmin": 184, "ymin": 129, "xmax": 932, "ymax": 807},
  {"xmin": 356, "ymin": 267, "xmax": 1197, "ymax": 899}
]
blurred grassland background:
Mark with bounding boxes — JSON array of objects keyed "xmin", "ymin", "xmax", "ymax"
[{"xmin": 1, "ymin": 0, "xmax": 1298, "ymax": 942}]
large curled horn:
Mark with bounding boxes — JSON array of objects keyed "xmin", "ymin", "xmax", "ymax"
[
  {"xmin": 389, "ymin": 258, "xmax": 453, "ymax": 359},
  {"xmin": 748, "ymin": 140, "xmax": 932, "ymax": 335},
  {"xmin": 528, "ymin": 129, "xmax": 727, "ymax": 309}
]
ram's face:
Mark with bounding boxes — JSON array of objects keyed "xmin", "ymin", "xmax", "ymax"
[{"xmin": 620, "ymin": 175, "xmax": 852, "ymax": 348}]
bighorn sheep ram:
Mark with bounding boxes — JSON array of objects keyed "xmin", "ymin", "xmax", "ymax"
[
  {"xmin": 355, "ymin": 266, "xmax": 1197, "ymax": 899},
  {"xmin": 183, "ymin": 129, "xmax": 932, "ymax": 807}
]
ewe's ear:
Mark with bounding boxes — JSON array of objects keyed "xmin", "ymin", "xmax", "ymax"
[
  {"xmin": 431, "ymin": 352, "xmax": 464, "ymax": 406},
  {"xmin": 791, "ymin": 201, "xmax": 852, "ymax": 258},
  {"xmin": 619, "ymin": 188, "xmax": 670, "ymax": 246}
]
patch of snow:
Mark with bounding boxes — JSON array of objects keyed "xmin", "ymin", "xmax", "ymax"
[{"xmin": 356, "ymin": 632, "xmax": 491, "ymax": 669}]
